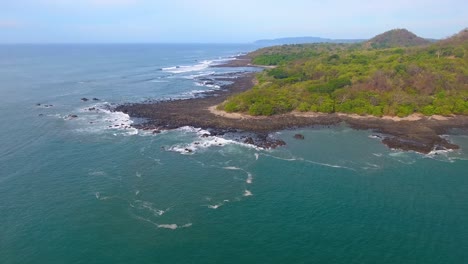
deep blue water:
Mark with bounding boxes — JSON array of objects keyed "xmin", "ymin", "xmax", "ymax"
[{"xmin": 1, "ymin": 44, "xmax": 468, "ymax": 264}]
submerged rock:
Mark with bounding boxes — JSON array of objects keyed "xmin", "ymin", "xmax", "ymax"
[
  {"xmin": 260, "ymin": 139, "xmax": 286, "ymax": 149},
  {"xmin": 294, "ymin": 134, "xmax": 305, "ymax": 140},
  {"xmin": 81, "ymin": 97, "xmax": 89, "ymax": 102}
]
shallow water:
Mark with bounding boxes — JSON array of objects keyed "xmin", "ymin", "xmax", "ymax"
[{"xmin": 1, "ymin": 44, "xmax": 468, "ymax": 264}]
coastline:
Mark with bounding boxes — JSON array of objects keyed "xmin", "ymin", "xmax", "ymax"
[
  {"xmin": 208, "ymin": 106, "xmax": 450, "ymax": 122},
  {"xmin": 115, "ymin": 56, "xmax": 468, "ymax": 154}
]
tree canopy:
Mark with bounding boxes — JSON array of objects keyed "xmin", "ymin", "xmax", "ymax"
[{"xmin": 220, "ymin": 29, "xmax": 468, "ymax": 117}]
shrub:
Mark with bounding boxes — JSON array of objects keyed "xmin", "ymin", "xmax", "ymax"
[
  {"xmin": 297, "ymin": 102, "xmax": 310, "ymax": 112},
  {"xmin": 224, "ymin": 101, "xmax": 239, "ymax": 113},
  {"xmin": 396, "ymin": 105, "xmax": 414, "ymax": 117},
  {"xmin": 249, "ymin": 102, "xmax": 274, "ymax": 116}
]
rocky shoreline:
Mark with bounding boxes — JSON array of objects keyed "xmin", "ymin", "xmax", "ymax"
[{"xmin": 115, "ymin": 57, "xmax": 468, "ymax": 154}]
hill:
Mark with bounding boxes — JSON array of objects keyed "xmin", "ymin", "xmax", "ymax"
[
  {"xmin": 366, "ymin": 29, "xmax": 431, "ymax": 48},
  {"xmin": 219, "ymin": 29, "xmax": 468, "ymax": 117},
  {"xmin": 438, "ymin": 28, "xmax": 468, "ymax": 46},
  {"xmin": 254, "ymin": 37, "xmax": 364, "ymax": 46}
]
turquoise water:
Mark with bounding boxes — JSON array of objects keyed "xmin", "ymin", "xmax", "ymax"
[{"xmin": 1, "ymin": 45, "xmax": 468, "ymax": 264}]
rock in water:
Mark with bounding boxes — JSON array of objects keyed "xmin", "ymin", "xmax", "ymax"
[
  {"xmin": 244, "ymin": 137, "xmax": 255, "ymax": 145},
  {"xmin": 294, "ymin": 134, "xmax": 305, "ymax": 140},
  {"xmin": 81, "ymin": 98, "xmax": 89, "ymax": 102}
]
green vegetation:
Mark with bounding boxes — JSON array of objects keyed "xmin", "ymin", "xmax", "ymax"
[{"xmin": 220, "ymin": 29, "xmax": 468, "ymax": 117}]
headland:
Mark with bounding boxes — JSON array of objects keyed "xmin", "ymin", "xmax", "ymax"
[{"xmin": 115, "ymin": 56, "xmax": 468, "ymax": 153}]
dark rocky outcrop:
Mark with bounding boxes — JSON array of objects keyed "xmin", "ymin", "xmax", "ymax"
[
  {"xmin": 294, "ymin": 134, "xmax": 305, "ymax": 140},
  {"xmin": 244, "ymin": 137, "xmax": 254, "ymax": 145}
]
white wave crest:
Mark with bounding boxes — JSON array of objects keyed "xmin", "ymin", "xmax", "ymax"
[
  {"xmin": 132, "ymin": 215, "xmax": 192, "ymax": 230},
  {"xmin": 184, "ymin": 71, "xmax": 216, "ymax": 79},
  {"xmin": 194, "ymin": 81, "xmax": 221, "ymax": 89},
  {"xmin": 158, "ymin": 224, "xmax": 178, "ymax": 230},
  {"xmin": 162, "ymin": 60, "xmax": 213, "ymax": 74},
  {"xmin": 206, "ymin": 198, "xmax": 232, "ymax": 209},
  {"xmin": 71, "ymin": 102, "xmax": 138, "ymax": 136},
  {"xmin": 427, "ymin": 148, "xmax": 454, "ymax": 156},
  {"xmin": 94, "ymin": 192, "xmax": 114, "ymax": 201},
  {"xmin": 169, "ymin": 135, "xmax": 260, "ymax": 155},
  {"xmin": 181, "ymin": 89, "xmax": 207, "ymax": 97},
  {"xmin": 175, "ymin": 126, "xmax": 210, "ymax": 135},
  {"xmin": 246, "ymin": 172, "xmax": 253, "ymax": 184},
  {"xmin": 169, "ymin": 137, "xmax": 239, "ymax": 154},
  {"xmin": 158, "ymin": 223, "xmax": 193, "ymax": 230},
  {"xmin": 132, "ymin": 200, "xmax": 168, "ymax": 217},
  {"xmin": 260, "ymin": 153, "xmax": 356, "ymax": 171},
  {"xmin": 223, "ymin": 166, "xmax": 241, "ymax": 170},
  {"xmin": 89, "ymin": 171, "xmax": 106, "ymax": 176},
  {"xmin": 223, "ymin": 166, "xmax": 254, "ymax": 184},
  {"xmin": 208, "ymin": 204, "xmax": 223, "ymax": 209}
]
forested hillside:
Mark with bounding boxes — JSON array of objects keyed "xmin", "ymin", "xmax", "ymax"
[
  {"xmin": 365, "ymin": 28, "xmax": 431, "ymax": 48},
  {"xmin": 220, "ymin": 29, "xmax": 468, "ymax": 117}
]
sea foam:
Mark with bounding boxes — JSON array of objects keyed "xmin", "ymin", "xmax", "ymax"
[
  {"xmin": 168, "ymin": 127, "xmax": 260, "ymax": 155},
  {"xmin": 70, "ymin": 102, "xmax": 138, "ymax": 136},
  {"xmin": 162, "ymin": 60, "xmax": 213, "ymax": 74},
  {"xmin": 133, "ymin": 215, "xmax": 192, "ymax": 230}
]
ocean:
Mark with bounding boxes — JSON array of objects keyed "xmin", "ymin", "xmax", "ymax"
[{"xmin": 1, "ymin": 44, "xmax": 468, "ymax": 264}]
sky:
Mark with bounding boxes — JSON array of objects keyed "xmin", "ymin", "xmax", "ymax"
[{"xmin": 0, "ymin": 0, "xmax": 467, "ymax": 43}]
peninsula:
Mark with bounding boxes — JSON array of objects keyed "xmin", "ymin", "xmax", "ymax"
[{"xmin": 116, "ymin": 28, "xmax": 468, "ymax": 153}]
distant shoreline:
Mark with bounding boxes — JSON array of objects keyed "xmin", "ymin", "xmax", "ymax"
[{"xmin": 116, "ymin": 56, "xmax": 468, "ymax": 154}]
